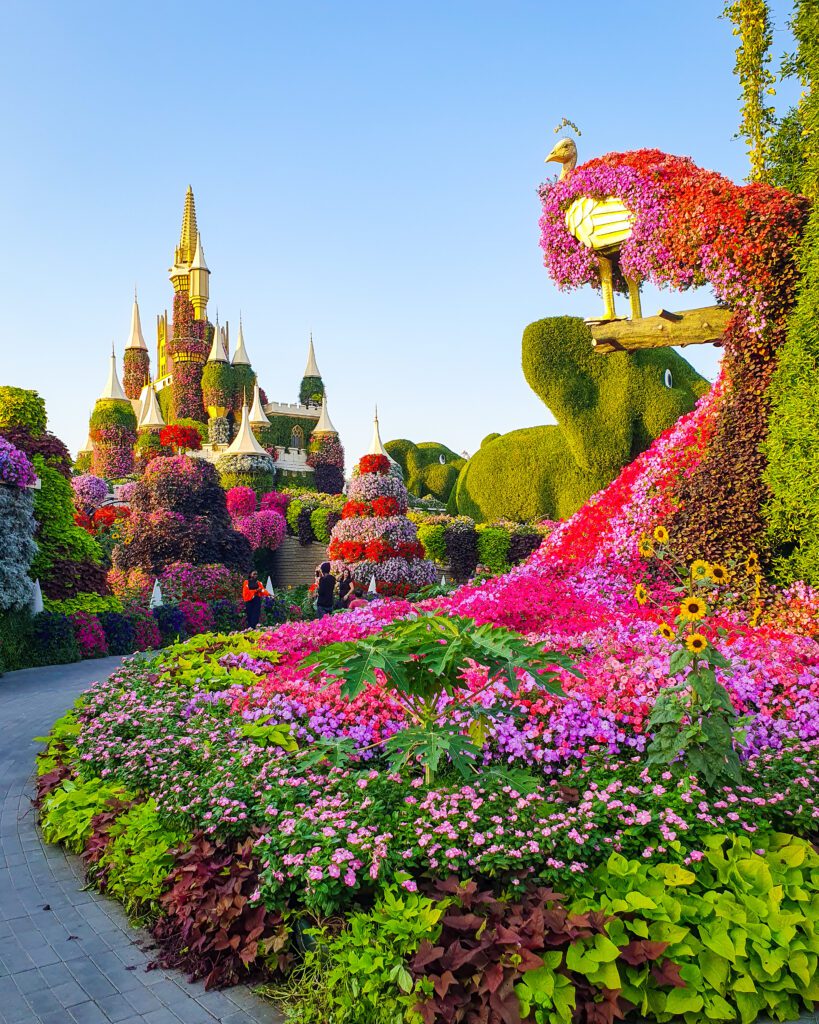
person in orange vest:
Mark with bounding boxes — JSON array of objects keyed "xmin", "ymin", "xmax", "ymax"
[{"xmin": 242, "ymin": 570, "xmax": 270, "ymax": 629}]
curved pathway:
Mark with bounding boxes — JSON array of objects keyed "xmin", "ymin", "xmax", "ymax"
[{"xmin": 0, "ymin": 658, "xmax": 281, "ymax": 1024}]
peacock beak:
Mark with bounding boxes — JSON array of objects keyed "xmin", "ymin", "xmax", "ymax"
[{"xmin": 545, "ymin": 144, "xmax": 562, "ymax": 164}]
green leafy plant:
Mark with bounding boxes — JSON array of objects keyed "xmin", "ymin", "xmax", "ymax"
[
  {"xmin": 41, "ymin": 776, "xmax": 131, "ymax": 853},
  {"xmin": 304, "ymin": 613, "xmax": 575, "ymax": 783},
  {"xmin": 240, "ymin": 717, "xmax": 298, "ymax": 750},
  {"xmin": 96, "ymin": 799, "xmax": 189, "ymax": 920},
  {"xmin": 35, "ymin": 709, "xmax": 81, "ymax": 776}
]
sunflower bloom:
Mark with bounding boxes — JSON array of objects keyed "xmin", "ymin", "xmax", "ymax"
[
  {"xmin": 708, "ymin": 563, "xmax": 730, "ymax": 585},
  {"xmin": 690, "ymin": 559, "xmax": 710, "ymax": 580},
  {"xmin": 638, "ymin": 536, "xmax": 654, "ymax": 558},
  {"xmin": 679, "ymin": 596, "xmax": 707, "ymax": 622},
  {"xmin": 745, "ymin": 552, "xmax": 759, "ymax": 575},
  {"xmin": 653, "ymin": 525, "xmax": 669, "ymax": 545},
  {"xmin": 657, "ymin": 622, "xmax": 675, "ymax": 641},
  {"xmin": 634, "ymin": 583, "xmax": 648, "ymax": 606},
  {"xmin": 686, "ymin": 632, "xmax": 708, "ymax": 654}
]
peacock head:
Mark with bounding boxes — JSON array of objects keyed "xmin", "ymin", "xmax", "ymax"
[{"xmin": 545, "ymin": 138, "xmax": 578, "ymax": 179}]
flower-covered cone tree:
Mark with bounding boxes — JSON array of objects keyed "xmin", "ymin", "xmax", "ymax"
[
  {"xmin": 328, "ymin": 454, "xmax": 437, "ymax": 596},
  {"xmin": 112, "ymin": 455, "xmax": 252, "ymax": 576}
]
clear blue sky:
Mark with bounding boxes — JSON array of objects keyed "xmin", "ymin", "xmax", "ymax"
[{"xmin": 0, "ymin": 1, "xmax": 799, "ymax": 464}]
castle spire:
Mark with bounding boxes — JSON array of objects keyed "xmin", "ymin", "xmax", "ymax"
[
  {"xmin": 100, "ymin": 346, "xmax": 127, "ymax": 402},
  {"xmin": 249, "ymin": 382, "xmax": 271, "ymax": 427},
  {"xmin": 207, "ymin": 316, "xmax": 227, "ymax": 363},
  {"xmin": 225, "ymin": 403, "xmax": 268, "ymax": 455},
  {"xmin": 313, "ymin": 392, "xmax": 337, "ymax": 434},
  {"xmin": 232, "ymin": 315, "xmax": 251, "ymax": 365},
  {"xmin": 189, "ymin": 230, "xmax": 210, "ymax": 319},
  {"xmin": 125, "ymin": 291, "xmax": 147, "ymax": 350},
  {"xmin": 170, "ymin": 186, "xmax": 198, "ymax": 292},
  {"xmin": 303, "ymin": 332, "xmax": 321, "ymax": 377},
  {"xmin": 138, "ymin": 382, "xmax": 165, "ymax": 429},
  {"xmin": 368, "ymin": 405, "xmax": 389, "ymax": 457}
]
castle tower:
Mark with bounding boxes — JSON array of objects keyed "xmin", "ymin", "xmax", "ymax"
[
  {"xmin": 300, "ymin": 333, "xmax": 325, "ymax": 406},
  {"xmin": 89, "ymin": 347, "xmax": 137, "ymax": 478},
  {"xmin": 123, "ymin": 291, "xmax": 151, "ymax": 402},
  {"xmin": 169, "ymin": 186, "xmax": 198, "ymax": 293},
  {"xmin": 188, "ymin": 231, "xmax": 210, "ymax": 320}
]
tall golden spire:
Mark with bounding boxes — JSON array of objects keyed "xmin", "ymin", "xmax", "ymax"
[{"xmin": 170, "ymin": 186, "xmax": 198, "ymax": 292}]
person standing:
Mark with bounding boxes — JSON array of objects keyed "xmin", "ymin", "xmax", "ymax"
[
  {"xmin": 337, "ymin": 568, "xmax": 353, "ymax": 609},
  {"xmin": 315, "ymin": 561, "xmax": 336, "ymax": 618},
  {"xmin": 242, "ymin": 570, "xmax": 269, "ymax": 629}
]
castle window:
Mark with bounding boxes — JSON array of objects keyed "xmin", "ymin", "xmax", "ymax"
[{"xmin": 291, "ymin": 425, "xmax": 305, "ymax": 449}]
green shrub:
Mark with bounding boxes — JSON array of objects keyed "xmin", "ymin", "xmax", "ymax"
[
  {"xmin": 44, "ymin": 594, "xmax": 123, "ymax": 615},
  {"xmin": 310, "ymin": 506, "xmax": 332, "ymax": 543},
  {"xmin": 476, "ymin": 525, "xmax": 511, "ymax": 573},
  {"xmin": 41, "ymin": 776, "xmax": 131, "ymax": 853},
  {"xmin": 35, "ymin": 709, "xmax": 81, "ymax": 776},
  {"xmin": 0, "ymin": 607, "xmax": 35, "ymax": 672},
  {"xmin": 299, "ymin": 375, "xmax": 324, "ymax": 406},
  {"xmin": 32, "ymin": 612, "xmax": 80, "ymax": 665},
  {"xmin": 31, "ymin": 458, "xmax": 103, "ymax": 580},
  {"xmin": 416, "ymin": 522, "xmax": 447, "ymax": 564},
  {"xmin": 96, "ymin": 800, "xmax": 189, "ymax": 920},
  {"xmin": 275, "ymin": 886, "xmax": 443, "ymax": 1023},
  {"xmin": 0, "ymin": 386, "xmax": 47, "ymax": 435}
]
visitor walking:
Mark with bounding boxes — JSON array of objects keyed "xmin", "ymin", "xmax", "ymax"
[
  {"xmin": 315, "ymin": 561, "xmax": 336, "ymax": 618},
  {"xmin": 242, "ymin": 570, "xmax": 269, "ymax": 628}
]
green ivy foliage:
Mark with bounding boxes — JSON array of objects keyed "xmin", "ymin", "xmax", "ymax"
[
  {"xmin": 454, "ymin": 317, "xmax": 709, "ymax": 523},
  {"xmin": 476, "ymin": 525, "xmax": 511, "ymax": 573},
  {"xmin": 231, "ymin": 365, "xmax": 257, "ymax": 409},
  {"xmin": 0, "ymin": 386, "xmax": 47, "ymax": 436},
  {"xmin": 31, "ymin": 457, "xmax": 103, "ymax": 583},
  {"xmin": 763, "ymin": 0, "xmax": 819, "ymax": 583},
  {"xmin": 299, "ymin": 375, "xmax": 324, "ymax": 406},
  {"xmin": 89, "ymin": 399, "xmax": 137, "ymax": 431},
  {"xmin": 43, "ymin": 594, "xmax": 123, "ymax": 615}
]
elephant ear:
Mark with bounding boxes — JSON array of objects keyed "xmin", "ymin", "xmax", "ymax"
[{"xmin": 384, "ymin": 439, "xmax": 416, "ymax": 475}]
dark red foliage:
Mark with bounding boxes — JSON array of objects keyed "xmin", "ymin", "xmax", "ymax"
[
  {"xmin": 33, "ymin": 765, "xmax": 74, "ymax": 807},
  {"xmin": 412, "ymin": 878, "xmax": 679, "ymax": 1024},
  {"xmin": 2, "ymin": 426, "xmax": 72, "ymax": 478},
  {"xmin": 151, "ymin": 834, "xmax": 289, "ymax": 990},
  {"xmin": 82, "ymin": 797, "xmax": 138, "ymax": 888},
  {"xmin": 42, "ymin": 559, "xmax": 110, "ymax": 599}
]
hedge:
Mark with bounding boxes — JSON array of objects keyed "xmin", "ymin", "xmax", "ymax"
[{"xmin": 0, "ymin": 386, "xmax": 47, "ymax": 436}]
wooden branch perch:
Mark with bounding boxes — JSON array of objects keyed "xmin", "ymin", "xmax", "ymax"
[{"xmin": 589, "ymin": 305, "xmax": 731, "ymax": 354}]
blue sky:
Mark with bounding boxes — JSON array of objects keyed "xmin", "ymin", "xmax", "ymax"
[{"xmin": 0, "ymin": 1, "xmax": 799, "ymax": 464}]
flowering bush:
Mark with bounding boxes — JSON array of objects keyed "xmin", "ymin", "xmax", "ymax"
[
  {"xmin": 157, "ymin": 562, "xmax": 238, "ymax": 603},
  {"xmin": 0, "ymin": 437, "xmax": 36, "ymax": 487},
  {"xmin": 123, "ymin": 348, "xmax": 150, "ymax": 401},
  {"xmin": 69, "ymin": 611, "xmax": 109, "ymax": 658},
  {"xmin": 71, "ymin": 474, "xmax": 108, "ymax": 514},
  {"xmin": 159, "ymin": 425, "xmax": 203, "ymax": 454},
  {"xmin": 359, "ymin": 454, "xmax": 390, "ymax": 475},
  {"xmin": 226, "ymin": 486, "xmax": 257, "ymax": 517},
  {"xmin": 225, "ymin": 487, "xmax": 287, "ymax": 552}
]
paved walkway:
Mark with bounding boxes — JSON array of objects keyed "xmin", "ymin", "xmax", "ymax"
[{"xmin": 0, "ymin": 658, "xmax": 282, "ymax": 1024}]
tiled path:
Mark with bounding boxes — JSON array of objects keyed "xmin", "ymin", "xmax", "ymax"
[{"xmin": 0, "ymin": 658, "xmax": 282, "ymax": 1024}]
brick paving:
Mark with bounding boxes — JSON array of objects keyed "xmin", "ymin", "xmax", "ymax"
[{"xmin": 0, "ymin": 657, "xmax": 282, "ymax": 1024}]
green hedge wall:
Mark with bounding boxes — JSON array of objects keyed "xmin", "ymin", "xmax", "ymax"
[{"xmin": 0, "ymin": 386, "xmax": 47, "ymax": 436}]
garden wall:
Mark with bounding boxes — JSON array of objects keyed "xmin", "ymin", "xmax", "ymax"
[{"xmin": 270, "ymin": 535, "xmax": 329, "ymax": 588}]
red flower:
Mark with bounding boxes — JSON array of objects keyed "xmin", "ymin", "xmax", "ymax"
[
  {"xmin": 93, "ymin": 505, "xmax": 130, "ymax": 529},
  {"xmin": 341, "ymin": 500, "xmax": 371, "ymax": 519},
  {"xmin": 159, "ymin": 425, "xmax": 202, "ymax": 453},
  {"xmin": 371, "ymin": 496, "xmax": 400, "ymax": 517},
  {"xmin": 358, "ymin": 454, "xmax": 390, "ymax": 475}
]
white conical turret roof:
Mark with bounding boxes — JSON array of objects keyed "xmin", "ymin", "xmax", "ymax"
[
  {"xmin": 232, "ymin": 316, "xmax": 251, "ymax": 365},
  {"xmin": 79, "ymin": 430, "xmax": 94, "ymax": 453},
  {"xmin": 313, "ymin": 393, "xmax": 337, "ymax": 434},
  {"xmin": 190, "ymin": 231, "xmax": 209, "ymax": 271},
  {"xmin": 225, "ymin": 404, "xmax": 269, "ymax": 456},
  {"xmin": 138, "ymin": 383, "xmax": 165, "ymax": 428},
  {"xmin": 100, "ymin": 347, "xmax": 128, "ymax": 401},
  {"xmin": 368, "ymin": 406, "xmax": 389, "ymax": 457},
  {"xmin": 125, "ymin": 291, "xmax": 147, "ymax": 350},
  {"xmin": 303, "ymin": 333, "xmax": 321, "ymax": 377},
  {"xmin": 207, "ymin": 319, "xmax": 228, "ymax": 362},
  {"xmin": 249, "ymin": 383, "xmax": 271, "ymax": 426}
]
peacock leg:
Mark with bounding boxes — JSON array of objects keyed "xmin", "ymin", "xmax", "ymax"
[
  {"xmin": 627, "ymin": 276, "xmax": 643, "ymax": 320},
  {"xmin": 599, "ymin": 256, "xmax": 616, "ymax": 320}
]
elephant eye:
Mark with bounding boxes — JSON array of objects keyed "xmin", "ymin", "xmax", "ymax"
[
  {"xmin": 439, "ymin": 455, "xmax": 446, "ymax": 464},
  {"xmin": 664, "ymin": 369, "xmax": 673, "ymax": 388}
]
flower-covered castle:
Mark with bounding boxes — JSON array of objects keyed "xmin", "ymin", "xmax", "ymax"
[{"xmin": 80, "ymin": 187, "xmax": 343, "ymax": 492}]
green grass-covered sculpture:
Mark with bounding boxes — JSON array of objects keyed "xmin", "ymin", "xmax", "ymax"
[
  {"xmin": 385, "ymin": 439, "xmax": 465, "ymax": 504},
  {"xmin": 454, "ymin": 316, "xmax": 710, "ymax": 523}
]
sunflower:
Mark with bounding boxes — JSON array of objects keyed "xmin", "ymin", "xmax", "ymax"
[
  {"xmin": 690, "ymin": 559, "xmax": 710, "ymax": 580},
  {"xmin": 657, "ymin": 622, "xmax": 675, "ymax": 641},
  {"xmin": 634, "ymin": 583, "xmax": 648, "ymax": 606},
  {"xmin": 653, "ymin": 525, "xmax": 669, "ymax": 545},
  {"xmin": 744, "ymin": 552, "xmax": 759, "ymax": 575},
  {"xmin": 679, "ymin": 596, "xmax": 707, "ymax": 622},
  {"xmin": 686, "ymin": 632, "xmax": 708, "ymax": 654},
  {"xmin": 708, "ymin": 563, "xmax": 730, "ymax": 585},
  {"xmin": 749, "ymin": 606, "xmax": 761, "ymax": 627},
  {"xmin": 638, "ymin": 536, "xmax": 654, "ymax": 558}
]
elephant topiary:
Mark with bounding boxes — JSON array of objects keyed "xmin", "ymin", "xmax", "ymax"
[
  {"xmin": 453, "ymin": 316, "xmax": 710, "ymax": 523},
  {"xmin": 385, "ymin": 440, "xmax": 466, "ymax": 505}
]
